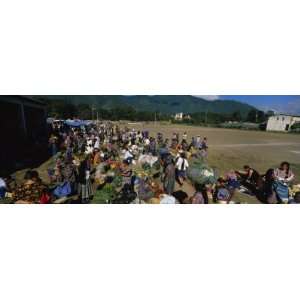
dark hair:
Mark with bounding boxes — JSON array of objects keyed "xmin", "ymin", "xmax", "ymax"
[
  {"xmin": 31, "ymin": 170, "xmax": 39, "ymax": 179},
  {"xmin": 280, "ymin": 161, "xmax": 290, "ymax": 174},
  {"xmin": 265, "ymin": 169, "xmax": 274, "ymax": 182},
  {"xmin": 24, "ymin": 170, "xmax": 33, "ymax": 180},
  {"xmin": 217, "ymin": 177, "xmax": 226, "ymax": 184},
  {"xmin": 243, "ymin": 165, "xmax": 250, "ymax": 169}
]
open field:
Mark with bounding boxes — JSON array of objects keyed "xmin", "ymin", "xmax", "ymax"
[
  {"xmin": 128, "ymin": 123, "xmax": 300, "ymax": 179},
  {"xmin": 126, "ymin": 123, "xmax": 300, "ymax": 203}
]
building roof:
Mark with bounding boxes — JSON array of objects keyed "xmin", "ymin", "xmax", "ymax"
[{"xmin": 0, "ymin": 95, "xmax": 46, "ymax": 107}]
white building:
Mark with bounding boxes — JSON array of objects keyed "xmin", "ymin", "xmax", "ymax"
[
  {"xmin": 174, "ymin": 112, "xmax": 191, "ymax": 121},
  {"xmin": 174, "ymin": 112, "xmax": 184, "ymax": 120},
  {"xmin": 266, "ymin": 114, "xmax": 300, "ymax": 132}
]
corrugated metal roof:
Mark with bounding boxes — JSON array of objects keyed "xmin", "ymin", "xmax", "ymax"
[{"xmin": 0, "ymin": 95, "xmax": 46, "ymax": 106}]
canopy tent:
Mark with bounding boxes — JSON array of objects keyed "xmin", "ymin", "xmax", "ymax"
[{"xmin": 64, "ymin": 119, "xmax": 92, "ymax": 127}]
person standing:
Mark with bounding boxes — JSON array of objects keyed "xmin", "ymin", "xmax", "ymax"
[
  {"xmin": 175, "ymin": 152, "xmax": 189, "ymax": 186},
  {"xmin": 49, "ymin": 134, "xmax": 58, "ymax": 156},
  {"xmin": 77, "ymin": 157, "xmax": 93, "ymax": 203},
  {"xmin": 163, "ymin": 155, "xmax": 176, "ymax": 195}
]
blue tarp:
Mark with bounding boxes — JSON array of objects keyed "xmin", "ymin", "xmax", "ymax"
[{"xmin": 64, "ymin": 120, "xmax": 92, "ymax": 127}]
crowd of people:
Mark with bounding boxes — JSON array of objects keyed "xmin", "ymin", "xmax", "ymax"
[{"xmin": 0, "ymin": 121, "xmax": 299, "ymax": 204}]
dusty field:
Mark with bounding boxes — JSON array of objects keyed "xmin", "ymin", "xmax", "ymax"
[
  {"xmin": 127, "ymin": 122, "xmax": 300, "ymax": 203},
  {"xmin": 127, "ymin": 122, "xmax": 300, "ymax": 178}
]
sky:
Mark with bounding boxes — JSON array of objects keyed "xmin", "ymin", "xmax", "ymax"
[{"xmin": 200, "ymin": 95, "xmax": 300, "ymax": 114}]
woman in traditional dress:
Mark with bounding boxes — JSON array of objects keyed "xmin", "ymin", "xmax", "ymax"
[
  {"xmin": 77, "ymin": 157, "xmax": 94, "ymax": 203},
  {"xmin": 163, "ymin": 155, "xmax": 175, "ymax": 195}
]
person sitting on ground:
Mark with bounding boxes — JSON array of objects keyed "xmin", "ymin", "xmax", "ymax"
[
  {"xmin": 31, "ymin": 170, "xmax": 51, "ymax": 204},
  {"xmin": 0, "ymin": 177, "xmax": 7, "ymax": 199},
  {"xmin": 12, "ymin": 170, "xmax": 46, "ymax": 204},
  {"xmin": 190, "ymin": 183, "xmax": 209, "ymax": 204},
  {"xmin": 260, "ymin": 169, "xmax": 278, "ymax": 204},
  {"xmin": 172, "ymin": 190, "xmax": 189, "ymax": 204},
  {"xmin": 213, "ymin": 178, "xmax": 232, "ymax": 204},
  {"xmin": 225, "ymin": 170, "xmax": 240, "ymax": 199},
  {"xmin": 272, "ymin": 162, "xmax": 294, "ymax": 204},
  {"xmin": 274, "ymin": 162, "xmax": 295, "ymax": 185},
  {"xmin": 236, "ymin": 165, "xmax": 263, "ymax": 196}
]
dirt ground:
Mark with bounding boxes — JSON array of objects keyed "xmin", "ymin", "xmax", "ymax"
[
  {"xmin": 127, "ymin": 122, "xmax": 300, "ymax": 178},
  {"xmin": 13, "ymin": 122, "xmax": 300, "ymax": 204},
  {"xmin": 127, "ymin": 122, "xmax": 300, "ymax": 203}
]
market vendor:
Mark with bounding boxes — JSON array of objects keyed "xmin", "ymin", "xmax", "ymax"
[{"xmin": 274, "ymin": 162, "xmax": 295, "ymax": 185}]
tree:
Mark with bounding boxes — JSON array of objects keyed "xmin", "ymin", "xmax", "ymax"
[
  {"xmin": 231, "ymin": 111, "xmax": 242, "ymax": 122},
  {"xmin": 247, "ymin": 109, "xmax": 266, "ymax": 123},
  {"xmin": 77, "ymin": 103, "xmax": 92, "ymax": 120}
]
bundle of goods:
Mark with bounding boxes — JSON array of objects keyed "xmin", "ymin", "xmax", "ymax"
[
  {"xmin": 133, "ymin": 161, "xmax": 160, "ymax": 179},
  {"xmin": 159, "ymin": 194, "xmax": 178, "ymax": 204},
  {"xmin": 289, "ymin": 184, "xmax": 300, "ymax": 203},
  {"xmin": 187, "ymin": 157, "xmax": 217, "ymax": 185},
  {"xmin": 138, "ymin": 154, "xmax": 158, "ymax": 167},
  {"xmin": 111, "ymin": 175, "xmax": 123, "ymax": 189},
  {"xmin": 147, "ymin": 197, "xmax": 161, "ymax": 204},
  {"xmin": 93, "ymin": 183, "xmax": 117, "ymax": 204},
  {"xmin": 290, "ymin": 184, "xmax": 300, "ymax": 198}
]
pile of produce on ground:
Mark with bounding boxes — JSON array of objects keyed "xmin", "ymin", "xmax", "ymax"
[
  {"xmin": 187, "ymin": 156, "xmax": 218, "ymax": 186},
  {"xmin": 92, "ymin": 174, "xmax": 124, "ymax": 204},
  {"xmin": 132, "ymin": 160, "xmax": 161, "ymax": 179}
]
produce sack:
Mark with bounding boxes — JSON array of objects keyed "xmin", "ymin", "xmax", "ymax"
[{"xmin": 187, "ymin": 158, "xmax": 217, "ymax": 185}]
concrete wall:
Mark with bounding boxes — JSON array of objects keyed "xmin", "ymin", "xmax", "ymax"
[{"xmin": 266, "ymin": 115, "xmax": 300, "ymax": 131}]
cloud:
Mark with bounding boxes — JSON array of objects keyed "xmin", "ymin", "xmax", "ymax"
[{"xmin": 193, "ymin": 95, "xmax": 220, "ymax": 101}]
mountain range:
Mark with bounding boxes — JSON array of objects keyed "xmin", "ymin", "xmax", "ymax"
[{"xmin": 36, "ymin": 95, "xmax": 256, "ymax": 116}]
